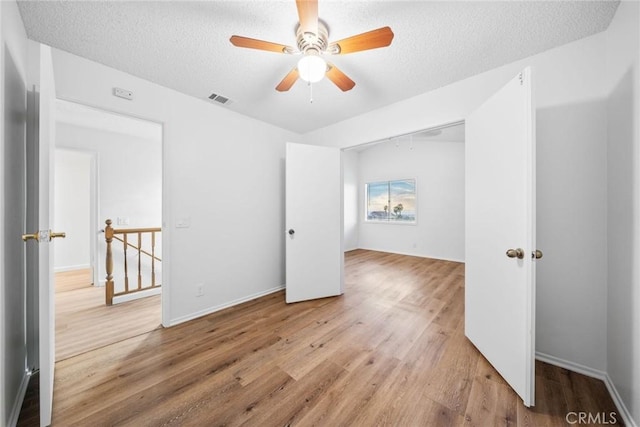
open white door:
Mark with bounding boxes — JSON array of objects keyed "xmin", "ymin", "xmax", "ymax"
[
  {"xmin": 465, "ymin": 68, "xmax": 537, "ymax": 406},
  {"xmin": 25, "ymin": 42, "xmax": 58, "ymax": 427},
  {"xmin": 285, "ymin": 142, "xmax": 343, "ymax": 303}
]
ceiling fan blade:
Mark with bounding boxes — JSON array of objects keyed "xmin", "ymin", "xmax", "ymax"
[
  {"xmin": 276, "ymin": 68, "xmax": 300, "ymax": 92},
  {"xmin": 329, "ymin": 26, "xmax": 394, "ymax": 55},
  {"xmin": 296, "ymin": 0, "xmax": 318, "ymax": 36},
  {"xmin": 326, "ymin": 63, "xmax": 355, "ymax": 92},
  {"xmin": 230, "ymin": 35, "xmax": 293, "ymax": 54}
]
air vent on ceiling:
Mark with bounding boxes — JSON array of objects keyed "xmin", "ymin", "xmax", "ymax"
[{"xmin": 208, "ymin": 92, "xmax": 231, "ymax": 105}]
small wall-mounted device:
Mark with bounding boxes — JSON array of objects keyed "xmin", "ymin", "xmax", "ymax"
[
  {"xmin": 113, "ymin": 87, "xmax": 133, "ymax": 100},
  {"xmin": 116, "ymin": 217, "xmax": 130, "ymax": 226},
  {"xmin": 176, "ymin": 218, "xmax": 191, "ymax": 228}
]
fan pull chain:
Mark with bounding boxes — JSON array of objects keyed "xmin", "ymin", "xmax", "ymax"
[{"xmin": 309, "ymin": 81, "xmax": 314, "ymax": 104}]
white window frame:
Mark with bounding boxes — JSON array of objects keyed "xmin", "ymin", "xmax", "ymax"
[{"xmin": 364, "ymin": 178, "xmax": 417, "ymax": 225}]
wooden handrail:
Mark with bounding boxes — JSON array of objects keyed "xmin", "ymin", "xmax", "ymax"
[
  {"xmin": 104, "ymin": 219, "xmax": 162, "ymax": 306},
  {"xmin": 113, "ymin": 227, "xmax": 162, "ymax": 234}
]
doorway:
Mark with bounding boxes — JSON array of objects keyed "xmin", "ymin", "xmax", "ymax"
[
  {"xmin": 54, "ymin": 149, "xmax": 93, "ymax": 287},
  {"xmin": 340, "ymin": 68, "xmax": 536, "ymax": 406},
  {"xmin": 53, "ymin": 99, "xmax": 163, "ymax": 361},
  {"xmin": 342, "ymin": 121, "xmax": 466, "ymax": 262}
]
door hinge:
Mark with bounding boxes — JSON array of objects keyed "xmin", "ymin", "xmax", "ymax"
[{"xmin": 518, "ymin": 73, "xmax": 524, "ymax": 85}]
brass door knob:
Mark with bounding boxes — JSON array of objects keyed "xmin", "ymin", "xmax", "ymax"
[
  {"xmin": 532, "ymin": 249, "xmax": 543, "ymax": 259},
  {"xmin": 22, "ymin": 232, "xmax": 40, "ymax": 242},
  {"xmin": 21, "ymin": 230, "xmax": 66, "ymax": 242},
  {"xmin": 506, "ymin": 248, "xmax": 525, "ymax": 259}
]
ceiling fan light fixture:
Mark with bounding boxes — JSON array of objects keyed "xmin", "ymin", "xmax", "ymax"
[
  {"xmin": 297, "ymin": 54, "xmax": 326, "ymax": 83},
  {"xmin": 230, "ymin": 2, "xmax": 394, "ymax": 93}
]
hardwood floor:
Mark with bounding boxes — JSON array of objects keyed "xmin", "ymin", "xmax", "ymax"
[
  {"xmin": 21, "ymin": 250, "xmax": 620, "ymax": 426},
  {"xmin": 55, "ymin": 268, "xmax": 94, "ymax": 292},
  {"xmin": 55, "ymin": 269, "xmax": 161, "ymax": 361},
  {"xmin": 17, "ymin": 372, "xmax": 39, "ymax": 427}
]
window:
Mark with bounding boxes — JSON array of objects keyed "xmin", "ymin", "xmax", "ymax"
[{"xmin": 366, "ymin": 179, "xmax": 416, "ymax": 223}]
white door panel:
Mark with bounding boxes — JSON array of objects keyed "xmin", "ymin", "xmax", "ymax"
[
  {"xmin": 26, "ymin": 42, "xmax": 57, "ymax": 427},
  {"xmin": 465, "ymin": 68, "xmax": 536, "ymax": 406},
  {"xmin": 286, "ymin": 143, "xmax": 343, "ymax": 303}
]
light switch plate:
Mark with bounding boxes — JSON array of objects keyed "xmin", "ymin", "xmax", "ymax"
[{"xmin": 176, "ymin": 218, "xmax": 191, "ymax": 228}]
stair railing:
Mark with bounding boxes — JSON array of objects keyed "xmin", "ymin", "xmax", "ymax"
[{"xmin": 104, "ymin": 219, "xmax": 161, "ymax": 306}]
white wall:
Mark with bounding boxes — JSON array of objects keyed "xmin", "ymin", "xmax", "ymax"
[
  {"xmin": 56, "ymin": 124, "xmax": 162, "ymax": 230},
  {"xmin": 56, "ymin": 122, "xmax": 162, "ymax": 290},
  {"xmin": 606, "ymin": 0, "xmax": 640, "ymax": 424},
  {"xmin": 54, "ymin": 149, "xmax": 91, "ymax": 271},
  {"xmin": 343, "ymin": 150, "xmax": 359, "ymax": 251},
  {"xmin": 0, "ymin": 1, "xmax": 28, "ymax": 424},
  {"xmin": 52, "ymin": 49, "xmax": 300, "ymax": 325},
  {"xmin": 357, "ymin": 137, "xmax": 465, "ymax": 262},
  {"xmin": 304, "ymin": 33, "xmax": 609, "ymax": 372}
]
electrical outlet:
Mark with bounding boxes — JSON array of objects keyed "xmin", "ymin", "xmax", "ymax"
[
  {"xmin": 196, "ymin": 284, "xmax": 204, "ymax": 297},
  {"xmin": 113, "ymin": 87, "xmax": 133, "ymax": 100}
]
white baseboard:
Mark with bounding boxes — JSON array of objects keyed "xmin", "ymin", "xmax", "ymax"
[
  {"xmin": 356, "ymin": 246, "xmax": 465, "ymax": 263},
  {"xmin": 535, "ymin": 351, "xmax": 607, "ymax": 380},
  {"xmin": 8, "ymin": 371, "xmax": 30, "ymax": 427},
  {"xmin": 54, "ymin": 264, "xmax": 91, "ymax": 273},
  {"xmin": 536, "ymin": 352, "xmax": 637, "ymax": 427},
  {"xmin": 112, "ymin": 286, "xmax": 162, "ymax": 305},
  {"xmin": 167, "ymin": 285, "xmax": 285, "ymax": 327},
  {"xmin": 602, "ymin": 372, "xmax": 637, "ymax": 427}
]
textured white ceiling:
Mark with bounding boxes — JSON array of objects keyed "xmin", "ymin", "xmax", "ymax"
[{"xmin": 18, "ymin": 1, "xmax": 619, "ymax": 134}]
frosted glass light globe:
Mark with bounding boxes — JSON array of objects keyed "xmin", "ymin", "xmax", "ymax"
[{"xmin": 297, "ymin": 55, "xmax": 326, "ymax": 83}]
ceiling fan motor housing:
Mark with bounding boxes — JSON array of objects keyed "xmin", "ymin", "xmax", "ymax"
[{"xmin": 296, "ymin": 21, "xmax": 329, "ymax": 54}]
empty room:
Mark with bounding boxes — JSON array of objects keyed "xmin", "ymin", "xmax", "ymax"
[{"xmin": 1, "ymin": 1, "xmax": 638, "ymax": 426}]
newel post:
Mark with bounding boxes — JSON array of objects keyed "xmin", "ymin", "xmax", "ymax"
[{"xmin": 105, "ymin": 219, "xmax": 114, "ymax": 306}]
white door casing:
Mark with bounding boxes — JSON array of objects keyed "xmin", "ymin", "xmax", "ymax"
[
  {"xmin": 285, "ymin": 142, "xmax": 343, "ymax": 303},
  {"xmin": 465, "ymin": 68, "xmax": 536, "ymax": 406}
]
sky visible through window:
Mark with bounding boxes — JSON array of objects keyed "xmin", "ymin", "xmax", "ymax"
[{"xmin": 367, "ymin": 179, "xmax": 416, "ymax": 222}]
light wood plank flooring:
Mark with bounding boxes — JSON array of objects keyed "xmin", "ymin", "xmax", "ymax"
[
  {"xmin": 23, "ymin": 250, "xmax": 620, "ymax": 426},
  {"xmin": 55, "ymin": 268, "xmax": 161, "ymax": 361},
  {"xmin": 55, "ymin": 268, "xmax": 94, "ymax": 292}
]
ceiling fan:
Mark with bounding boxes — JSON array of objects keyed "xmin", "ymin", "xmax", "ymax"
[{"xmin": 230, "ymin": 0, "xmax": 394, "ymax": 92}]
